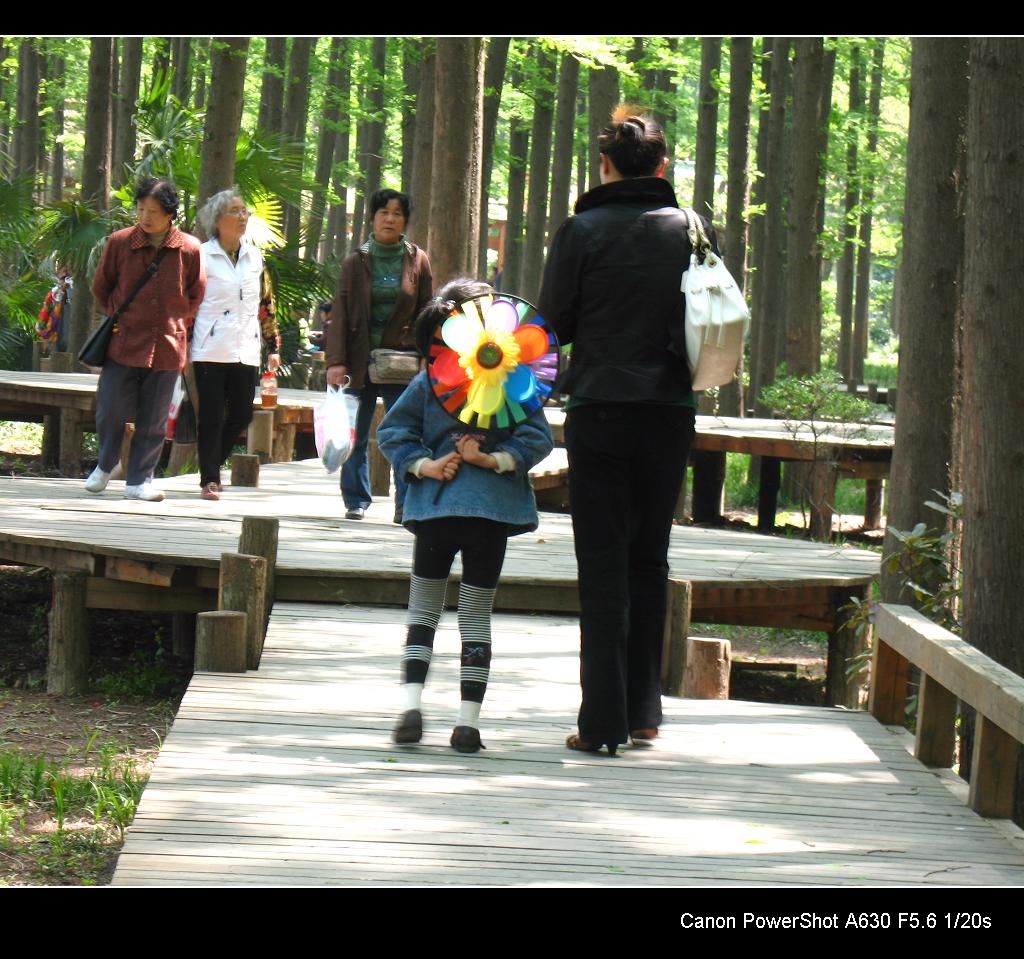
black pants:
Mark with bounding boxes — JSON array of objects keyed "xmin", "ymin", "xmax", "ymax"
[
  {"xmin": 412, "ymin": 517, "xmax": 508, "ymax": 587},
  {"xmin": 193, "ymin": 362, "xmax": 259, "ymax": 486},
  {"xmin": 565, "ymin": 403, "xmax": 696, "ymax": 746}
]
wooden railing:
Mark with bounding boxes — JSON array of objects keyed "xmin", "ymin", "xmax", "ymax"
[{"xmin": 871, "ymin": 603, "xmax": 1024, "ymax": 818}]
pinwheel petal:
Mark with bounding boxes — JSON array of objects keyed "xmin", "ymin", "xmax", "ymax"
[
  {"xmin": 513, "ymin": 324, "xmax": 549, "ymax": 363},
  {"xmin": 468, "ymin": 376, "xmax": 505, "ymax": 416},
  {"xmin": 441, "ymin": 313, "xmax": 481, "ymax": 353},
  {"xmin": 432, "ymin": 348, "xmax": 466, "ymax": 388},
  {"xmin": 485, "ymin": 299, "xmax": 519, "ymax": 334},
  {"xmin": 505, "ymin": 363, "xmax": 537, "ymax": 403}
]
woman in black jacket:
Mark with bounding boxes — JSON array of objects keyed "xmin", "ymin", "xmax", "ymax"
[{"xmin": 539, "ymin": 107, "xmax": 713, "ymax": 755}]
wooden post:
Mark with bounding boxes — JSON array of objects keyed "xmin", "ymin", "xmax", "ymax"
[
  {"xmin": 807, "ymin": 459, "xmax": 838, "ymax": 540},
  {"xmin": 218, "ymin": 552, "xmax": 268, "ymax": 670},
  {"xmin": 311, "ymin": 352, "xmax": 326, "ymax": 392},
  {"xmin": 661, "ymin": 579, "xmax": 692, "ymax": 696},
  {"xmin": 51, "ymin": 352, "xmax": 82, "ymax": 477},
  {"xmin": 863, "ymin": 479, "xmax": 884, "ymax": 530},
  {"xmin": 172, "ymin": 612, "xmax": 197, "ymax": 663},
  {"xmin": 682, "ymin": 637, "xmax": 731, "ymax": 699},
  {"xmin": 370, "ymin": 399, "xmax": 390, "ymax": 496},
  {"xmin": 757, "ymin": 456, "xmax": 781, "ymax": 532},
  {"xmin": 867, "ymin": 382, "xmax": 879, "ymax": 403},
  {"xmin": 48, "ymin": 569, "xmax": 89, "ymax": 695},
  {"xmin": 968, "ymin": 715, "xmax": 1018, "ymax": 819},
  {"xmin": 914, "ymin": 672, "xmax": 957, "ymax": 768},
  {"xmin": 32, "ymin": 340, "xmax": 44, "ymax": 371},
  {"xmin": 887, "ymin": 387, "xmax": 898, "ymax": 412},
  {"xmin": 39, "ymin": 356, "xmax": 53, "ymax": 372},
  {"xmin": 826, "ymin": 585, "xmax": 870, "ymax": 709},
  {"xmin": 194, "ymin": 611, "xmax": 247, "ymax": 673},
  {"xmin": 272, "ymin": 407, "xmax": 297, "ymax": 464},
  {"xmin": 247, "ymin": 409, "xmax": 275, "ymax": 464},
  {"xmin": 230, "ymin": 453, "xmax": 260, "ymax": 487},
  {"xmin": 166, "ymin": 441, "xmax": 197, "ymax": 476},
  {"xmin": 690, "ymin": 450, "xmax": 726, "ymax": 525},
  {"xmin": 111, "ymin": 421, "xmax": 136, "ymax": 481},
  {"xmin": 238, "ymin": 516, "xmax": 279, "ymax": 662},
  {"xmin": 869, "ymin": 637, "xmax": 910, "ymax": 724}
]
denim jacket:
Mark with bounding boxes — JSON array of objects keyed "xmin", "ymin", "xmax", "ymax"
[{"xmin": 378, "ymin": 371, "xmax": 554, "ymax": 535}]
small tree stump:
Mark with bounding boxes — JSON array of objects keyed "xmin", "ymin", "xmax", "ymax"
[
  {"xmin": 166, "ymin": 440, "xmax": 197, "ymax": 476},
  {"xmin": 230, "ymin": 453, "xmax": 260, "ymax": 487},
  {"xmin": 682, "ymin": 637, "xmax": 732, "ymax": 699},
  {"xmin": 247, "ymin": 409, "xmax": 275, "ymax": 464},
  {"xmin": 194, "ymin": 611, "xmax": 247, "ymax": 673},
  {"xmin": 661, "ymin": 579, "xmax": 692, "ymax": 696},
  {"xmin": 271, "ymin": 409, "xmax": 297, "ymax": 463},
  {"xmin": 48, "ymin": 569, "xmax": 89, "ymax": 694},
  {"xmin": 219, "ymin": 552, "xmax": 267, "ymax": 670},
  {"xmin": 863, "ymin": 479, "xmax": 884, "ymax": 530},
  {"xmin": 238, "ymin": 516, "xmax": 279, "ymax": 661}
]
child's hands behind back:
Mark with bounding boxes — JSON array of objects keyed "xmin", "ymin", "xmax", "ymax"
[
  {"xmin": 420, "ymin": 451, "xmax": 462, "ymax": 482},
  {"xmin": 456, "ymin": 435, "xmax": 498, "ymax": 470}
]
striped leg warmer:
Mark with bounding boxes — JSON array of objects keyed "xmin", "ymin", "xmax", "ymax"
[
  {"xmin": 457, "ymin": 582, "xmax": 496, "ymax": 706},
  {"xmin": 402, "ymin": 575, "xmax": 447, "ymax": 689}
]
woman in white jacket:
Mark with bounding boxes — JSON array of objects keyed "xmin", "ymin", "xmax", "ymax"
[{"xmin": 192, "ymin": 189, "xmax": 280, "ymax": 500}]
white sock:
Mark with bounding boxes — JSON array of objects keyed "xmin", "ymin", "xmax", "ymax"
[
  {"xmin": 403, "ymin": 683, "xmax": 424, "ymax": 711},
  {"xmin": 457, "ymin": 701, "xmax": 481, "ymax": 728}
]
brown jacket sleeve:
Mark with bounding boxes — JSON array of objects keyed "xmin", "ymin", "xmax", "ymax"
[
  {"xmin": 91, "ymin": 234, "xmax": 121, "ymax": 314},
  {"xmin": 326, "ymin": 254, "xmax": 355, "ymax": 369}
]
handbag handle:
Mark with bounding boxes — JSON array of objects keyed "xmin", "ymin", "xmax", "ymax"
[{"xmin": 681, "ymin": 208, "xmax": 714, "ymax": 262}]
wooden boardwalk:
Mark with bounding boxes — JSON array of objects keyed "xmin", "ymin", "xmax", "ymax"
[{"xmin": 112, "ymin": 602, "xmax": 1024, "ymax": 886}]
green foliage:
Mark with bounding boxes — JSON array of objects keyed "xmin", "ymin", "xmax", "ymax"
[{"xmin": 759, "ymin": 370, "xmax": 877, "ymax": 431}]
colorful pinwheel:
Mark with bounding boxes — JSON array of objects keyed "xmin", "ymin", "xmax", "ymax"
[{"xmin": 426, "ymin": 293, "xmax": 560, "ymax": 431}]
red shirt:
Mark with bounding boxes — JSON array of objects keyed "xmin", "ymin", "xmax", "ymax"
[{"xmin": 92, "ymin": 223, "xmax": 206, "ymax": 371}]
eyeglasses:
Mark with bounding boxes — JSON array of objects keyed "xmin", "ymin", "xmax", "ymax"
[{"xmin": 225, "ymin": 207, "xmax": 250, "ymax": 219}]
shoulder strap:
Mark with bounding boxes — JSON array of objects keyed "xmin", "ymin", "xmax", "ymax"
[
  {"xmin": 112, "ymin": 246, "xmax": 172, "ymax": 320},
  {"xmin": 681, "ymin": 207, "xmax": 713, "ymax": 259}
]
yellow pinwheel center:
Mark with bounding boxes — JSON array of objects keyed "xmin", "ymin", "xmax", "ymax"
[{"xmin": 460, "ymin": 328, "xmax": 520, "ymax": 382}]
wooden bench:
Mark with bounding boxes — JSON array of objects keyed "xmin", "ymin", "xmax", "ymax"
[{"xmin": 871, "ymin": 603, "xmax": 1024, "ymax": 818}]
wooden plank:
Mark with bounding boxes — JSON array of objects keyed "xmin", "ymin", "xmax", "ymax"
[
  {"xmin": 915, "ymin": 673, "xmax": 957, "ymax": 768},
  {"xmin": 969, "ymin": 716, "xmax": 1019, "ymax": 819},
  {"xmin": 105, "ymin": 555, "xmax": 177, "ymax": 587},
  {"xmin": 85, "ymin": 577, "xmax": 215, "ymax": 613}
]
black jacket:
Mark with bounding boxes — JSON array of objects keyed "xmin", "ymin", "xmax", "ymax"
[{"xmin": 538, "ymin": 177, "xmax": 714, "ymax": 403}]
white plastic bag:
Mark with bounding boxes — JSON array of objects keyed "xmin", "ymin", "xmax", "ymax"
[{"xmin": 315, "ymin": 385, "xmax": 358, "ymax": 474}]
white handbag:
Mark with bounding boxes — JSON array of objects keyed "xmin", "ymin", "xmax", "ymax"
[{"xmin": 680, "ymin": 207, "xmax": 749, "ymax": 391}]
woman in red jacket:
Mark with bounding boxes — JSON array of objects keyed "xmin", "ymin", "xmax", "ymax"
[{"xmin": 85, "ymin": 178, "xmax": 206, "ymax": 501}]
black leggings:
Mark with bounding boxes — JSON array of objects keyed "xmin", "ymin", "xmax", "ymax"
[{"xmin": 411, "ymin": 517, "xmax": 509, "ymax": 587}]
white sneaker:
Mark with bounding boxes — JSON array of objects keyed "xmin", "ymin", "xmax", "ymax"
[
  {"xmin": 84, "ymin": 467, "xmax": 111, "ymax": 493},
  {"xmin": 124, "ymin": 482, "xmax": 165, "ymax": 502}
]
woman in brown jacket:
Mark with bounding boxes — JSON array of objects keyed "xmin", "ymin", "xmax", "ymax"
[
  {"xmin": 325, "ymin": 189, "xmax": 433, "ymax": 523},
  {"xmin": 84, "ymin": 178, "xmax": 206, "ymax": 501}
]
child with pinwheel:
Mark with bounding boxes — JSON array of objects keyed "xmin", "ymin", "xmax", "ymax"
[{"xmin": 377, "ymin": 278, "xmax": 557, "ymax": 754}]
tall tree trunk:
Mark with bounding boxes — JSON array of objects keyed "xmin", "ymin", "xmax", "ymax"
[
  {"xmin": 852, "ymin": 39, "xmax": 885, "ymax": 384},
  {"xmin": 112, "ymin": 37, "xmax": 143, "ymax": 190},
  {"xmin": 427, "ymin": 38, "xmax": 484, "ymax": 285},
  {"xmin": 15, "ymin": 39, "xmax": 41, "ymax": 183},
  {"xmin": 547, "ymin": 52, "xmax": 579, "ymax": 246},
  {"xmin": 693, "ymin": 37, "xmax": 722, "ymax": 218},
  {"xmin": 0, "ymin": 39, "xmax": 9, "ymax": 168},
  {"xmin": 47, "ymin": 47, "xmax": 65, "ymax": 202},
  {"xmin": 282, "ymin": 37, "xmax": 316, "ymax": 244},
  {"xmin": 880, "ymin": 39, "xmax": 968, "ymax": 605},
  {"xmin": 401, "ymin": 39, "xmax": 421, "ymax": 196},
  {"xmin": 746, "ymin": 38, "xmax": 773, "ymax": 409},
  {"xmin": 326, "ymin": 39, "xmax": 353, "ymax": 260},
  {"xmin": 171, "ymin": 37, "xmax": 192, "ymax": 104},
  {"xmin": 752, "ymin": 38, "xmax": 791, "ymax": 409},
  {"xmin": 196, "ymin": 38, "xmax": 249, "ymax": 219},
  {"xmin": 306, "ymin": 36, "xmax": 343, "ymax": 262},
  {"xmin": 575, "ymin": 87, "xmax": 587, "ymax": 202},
  {"xmin": 478, "ymin": 37, "xmax": 510, "ymax": 278},
  {"xmin": 349, "ymin": 109, "xmax": 368, "ymax": 252},
  {"xmin": 67, "ymin": 39, "xmax": 113, "ymax": 356},
  {"xmin": 363, "ymin": 37, "xmax": 387, "ymax": 203},
  {"xmin": 960, "ymin": 37, "xmax": 1024, "ymax": 826},
  {"xmin": 521, "ymin": 46, "xmax": 556, "ymax": 302},
  {"xmin": 152, "ymin": 37, "xmax": 171, "ymax": 85},
  {"xmin": 784, "ymin": 38, "xmax": 826, "ymax": 377},
  {"xmin": 502, "ymin": 73, "xmax": 530, "ymax": 294},
  {"xmin": 587, "ymin": 64, "xmax": 619, "ymax": 191},
  {"xmin": 259, "ymin": 37, "xmax": 286, "ymax": 133},
  {"xmin": 193, "ymin": 37, "xmax": 210, "ymax": 109},
  {"xmin": 719, "ymin": 37, "xmax": 753, "ymax": 417},
  {"xmin": 837, "ymin": 45, "xmax": 863, "ymax": 383},
  {"xmin": 408, "ymin": 41, "xmax": 436, "ymax": 250}
]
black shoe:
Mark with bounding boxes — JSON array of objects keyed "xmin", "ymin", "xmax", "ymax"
[
  {"xmin": 345, "ymin": 507, "xmax": 365, "ymax": 520},
  {"xmin": 393, "ymin": 508, "xmax": 404, "ymax": 525},
  {"xmin": 392, "ymin": 709, "xmax": 422, "ymax": 744},
  {"xmin": 450, "ymin": 726, "xmax": 485, "ymax": 753}
]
